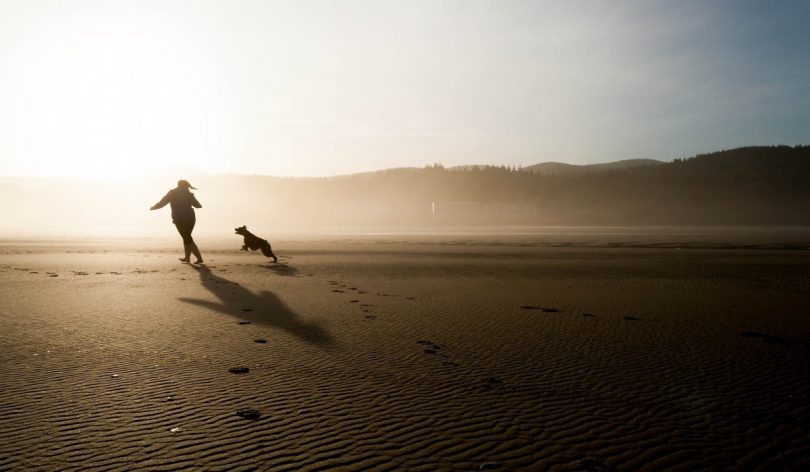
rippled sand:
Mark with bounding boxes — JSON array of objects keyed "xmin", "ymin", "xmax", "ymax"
[{"xmin": 1, "ymin": 236, "xmax": 809, "ymax": 470}]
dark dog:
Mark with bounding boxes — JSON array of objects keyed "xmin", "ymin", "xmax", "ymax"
[{"xmin": 235, "ymin": 226, "xmax": 278, "ymax": 262}]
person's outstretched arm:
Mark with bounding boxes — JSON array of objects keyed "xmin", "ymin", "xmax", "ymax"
[
  {"xmin": 150, "ymin": 192, "xmax": 171, "ymax": 211},
  {"xmin": 191, "ymin": 194, "xmax": 202, "ymax": 209}
]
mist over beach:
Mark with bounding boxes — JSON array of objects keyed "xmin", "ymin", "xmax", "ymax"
[{"xmin": 2, "ymin": 1, "xmax": 810, "ymax": 470}]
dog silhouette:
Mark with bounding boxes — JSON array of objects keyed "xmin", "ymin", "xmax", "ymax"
[{"xmin": 235, "ymin": 225, "xmax": 278, "ymax": 262}]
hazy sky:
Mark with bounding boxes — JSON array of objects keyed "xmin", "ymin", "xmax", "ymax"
[{"xmin": 1, "ymin": 0, "xmax": 808, "ymax": 179}]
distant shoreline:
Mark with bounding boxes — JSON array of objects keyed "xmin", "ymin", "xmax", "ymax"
[{"xmin": 1, "ymin": 225, "xmax": 809, "ymax": 251}]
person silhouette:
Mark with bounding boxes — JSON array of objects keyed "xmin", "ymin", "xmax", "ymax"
[{"xmin": 150, "ymin": 179, "xmax": 204, "ymax": 264}]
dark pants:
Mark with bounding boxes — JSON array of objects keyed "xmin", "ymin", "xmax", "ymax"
[{"xmin": 174, "ymin": 221, "xmax": 195, "ymax": 245}]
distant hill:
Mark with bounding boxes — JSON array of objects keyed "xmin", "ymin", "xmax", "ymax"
[
  {"xmin": 448, "ymin": 159, "xmax": 663, "ymax": 175},
  {"xmin": 522, "ymin": 158, "xmax": 664, "ymax": 175}
]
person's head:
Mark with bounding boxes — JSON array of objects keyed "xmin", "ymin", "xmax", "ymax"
[{"xmin": 177, "ymin": 179, "xmax": 196, "ymax": 190}]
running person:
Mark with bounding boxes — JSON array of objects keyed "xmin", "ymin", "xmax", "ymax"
[{"xmin": 150, "ymin": 179, "xmax": 204, "ymax": 264}]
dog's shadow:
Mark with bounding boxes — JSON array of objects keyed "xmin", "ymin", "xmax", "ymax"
[
  {"xmin": 261, "ymin": 263, "xmax": 299, "ymax": 277},
  {"xmin": 179, "ymin": 264, "xmax": 332, "ymax": 347}
]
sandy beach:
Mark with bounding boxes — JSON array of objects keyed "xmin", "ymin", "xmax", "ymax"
[{"xmin": 1, "ymin": 233, "xmax": 809, "ymax": 470}]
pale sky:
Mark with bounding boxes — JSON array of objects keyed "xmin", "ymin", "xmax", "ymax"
[{"xmin": 1, "ymin": 0, "xmax": 808, "ymax": 179}]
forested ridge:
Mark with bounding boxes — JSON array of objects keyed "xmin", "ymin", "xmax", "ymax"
[{"xmin": 232, "ymin": 145, "xmax": 810, "ymax": 225}]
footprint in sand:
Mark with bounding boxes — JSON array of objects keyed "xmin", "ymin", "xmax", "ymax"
[
  {"xmin": 228, "ymin": 365, "xmax": 250, "ymax": 374},
  {"xmin": 254, "ymin": 339, "xmax": 267, "ymax": 343},
  {"xmin": 417, "ymin": 339, "xmax": 442, "ymax": 355},
  {"xmin": 580, "ymin": 457, "xmax": 616, "ymax": 472},
  {"xmin": 624, "ymin": 316, "xmax": 642, "ymax": 321},
  {"xmin": 236, "ymin": 409, "xmax": 261, "ymax": 420},
  {"xmin": 481, "ymin": 377, "xmax": 503, "ymax": 391},
  {"xmin": 741, "ymin": 331, "xmax": 791, "ymax": 345},
  {"xmin": 479, "ymin": 462, "xmax": 504, "ymax": 470},
  {"xmin": 521, "ymin": 305, "xmax": 561, "ymax": 313},
  {"xmin": 238, "ymin": 321, "xmax": 252, "ymax": 325},
  {"xmin": 332, "ymin": 289, "xmax": 344, "ymax": 293}
]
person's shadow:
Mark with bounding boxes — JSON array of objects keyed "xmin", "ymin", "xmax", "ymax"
[{"xmin": 178, "ymin": 265, "xmax": 333, "ymax": 348}]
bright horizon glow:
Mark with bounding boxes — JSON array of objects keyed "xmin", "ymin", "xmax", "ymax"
[{"xmin": 1, "ymin": 0, "xmax": 809, "ymax": 181}]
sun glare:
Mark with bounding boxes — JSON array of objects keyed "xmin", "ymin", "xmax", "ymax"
[{"xmin": 3, "ymin": 2, "xmax": 230, "ymax": 182}]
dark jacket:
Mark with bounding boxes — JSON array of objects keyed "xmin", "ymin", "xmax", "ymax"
[{"xmin": 153, "ymin": 188, "xmax": 202, "ymax": 224}]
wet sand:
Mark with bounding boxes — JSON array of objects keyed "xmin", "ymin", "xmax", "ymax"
[{"xmin": 1, "ymin": 235, "xmax": 809, "ymax": 470}]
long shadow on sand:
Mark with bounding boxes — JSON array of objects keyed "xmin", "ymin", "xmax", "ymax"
[{"xmin": 178, "ymin": 264, "xmax": 332, "ymax": 348}]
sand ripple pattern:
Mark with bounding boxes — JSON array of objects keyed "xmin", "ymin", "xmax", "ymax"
[{"xmin": 1, "ymin": 245, "xmax": 810, "ymax": 470}]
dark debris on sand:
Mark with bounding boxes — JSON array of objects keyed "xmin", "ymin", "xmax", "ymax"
[{"xmin": 228, "ymin": 365, "xmax": 250, "ymax": 374}]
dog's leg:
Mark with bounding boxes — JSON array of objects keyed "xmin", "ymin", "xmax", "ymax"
[{"xmin": 260, "ymin": 242, "xmax": 278, "ymax": 262}]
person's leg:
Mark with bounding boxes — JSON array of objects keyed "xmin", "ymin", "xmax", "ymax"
[
  {"xmin": 190, "ymin": 243, "xmax": 203, "ymax": 264},
  {"xmin": 186, "ymin": 220, "xmax": 203, "ymax": 264},
  {"xmin": 175, "ymin": 223, "xmax": 193, "ymax": 262}
]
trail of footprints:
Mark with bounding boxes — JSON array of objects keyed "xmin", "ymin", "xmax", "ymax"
[
  {"xmin": 519, "ymin": 303, "xmax": 804, "ymax": 347},
  {"xmin": 327, "ymin": 279, "xmax": 415, "ymax": 321},
  {"xmin": 327, "ymin": 279, "xmax": 503, "ymax": 392},
  {"xmin": 17, "ymin": 268, "xmax": 162, "ymax": 278}
]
